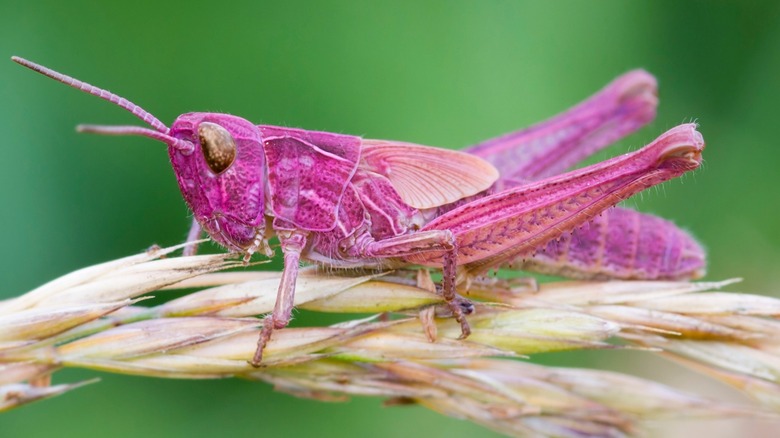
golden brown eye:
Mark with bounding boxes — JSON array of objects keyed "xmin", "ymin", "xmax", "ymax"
[{"xmin": 198, "ymin": 122, "xmax": 237, "ymax": 174}]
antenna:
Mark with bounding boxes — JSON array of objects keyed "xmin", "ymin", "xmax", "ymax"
[{"xmin": 11, "ymin": 56, "xmax": 194, "ymax": 153}]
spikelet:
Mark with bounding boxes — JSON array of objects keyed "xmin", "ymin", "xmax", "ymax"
[{"xmin": 1, "ymin": 245, "xmax": 778, "ymax": 436}]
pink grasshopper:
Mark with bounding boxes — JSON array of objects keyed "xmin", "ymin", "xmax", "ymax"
[{"xmin": 13, "ymin": 57, "xmax": 705, "ymax": 366}]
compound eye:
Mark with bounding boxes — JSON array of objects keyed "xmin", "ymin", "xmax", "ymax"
[{"xmin": 198, "ymin": 122, "xmax": 237, "ymax": 174}]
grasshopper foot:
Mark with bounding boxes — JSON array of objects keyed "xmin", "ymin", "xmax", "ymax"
[
  {"xmin": 451, "ymin": 297, "xmax": 472, "ymax": 340},
  {"xmin": 145, "ymin": 244, "xmax": 164, "ymax": 257},
  {"xmin": 440, "ymin": 247, "xmax": 472, "ymax": 340},
  {"xmin": 249, "ymin": 318, "xmax": 275, "ymax": 367},
  {"xmin": 432, "ymin": 294, "xmax": 474, "ymax": 339},
  {"xmin": 419, "ymin": 306, "xmax": 438, "ymax": 342}
]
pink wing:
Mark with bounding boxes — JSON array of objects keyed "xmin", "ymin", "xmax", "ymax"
[{"xmin": 361, "ymin": 140, "xmax": 499, "ymax": 209}]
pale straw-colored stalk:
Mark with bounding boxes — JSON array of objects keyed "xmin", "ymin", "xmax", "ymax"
[{"xmin": 1, "ymin": 242, "xmax": 778, "ymax": 437}]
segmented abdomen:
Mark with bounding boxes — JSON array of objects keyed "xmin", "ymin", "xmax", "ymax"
[{"xmin": 508, "ymin": 207, "xmax": 705, "ymax": 280}]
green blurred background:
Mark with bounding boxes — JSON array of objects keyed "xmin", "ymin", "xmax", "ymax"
[{"xmin": 1, "ymin": 1, "xmax": 779, "ymax": 436}]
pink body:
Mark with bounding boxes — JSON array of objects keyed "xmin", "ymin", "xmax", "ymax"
[
  {"xmin": 12, "ymin": 57, "xmax": 706, "ymax": 365},
  {"xmin": 167, "ymin": 112, "xmax": 704, "ymax": 279}
]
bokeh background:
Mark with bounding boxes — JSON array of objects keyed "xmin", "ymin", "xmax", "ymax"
[{"xmin": 1, "ymin": 1, "xmax": 779, "ymax": 437}]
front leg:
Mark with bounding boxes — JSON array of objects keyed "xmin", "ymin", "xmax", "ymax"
[
  {"xmin": 251, "ymin": 229, "xmax": 308, "ymax": 366},
  {"xmin": 182, "ymin": 218, "xmax": 202, "ymax": 257}
]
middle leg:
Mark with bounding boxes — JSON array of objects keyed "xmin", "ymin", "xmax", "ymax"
[{"xmin": 357, "ymin": 230, "xmax": 471, "ymax": 338}]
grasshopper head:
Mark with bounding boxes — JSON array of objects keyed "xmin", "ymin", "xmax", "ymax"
[{"xmin": 167, "ymin": 113, "xmax": 268, "ymax": 252}]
